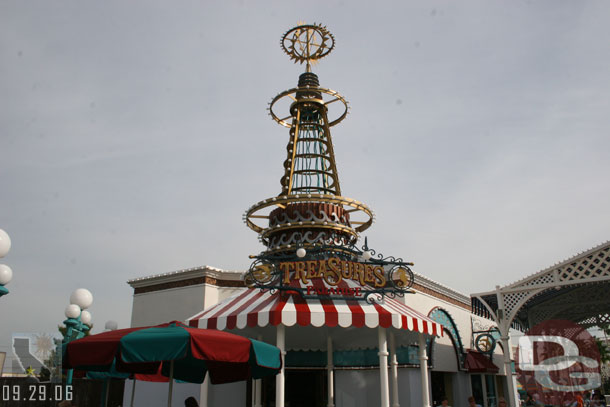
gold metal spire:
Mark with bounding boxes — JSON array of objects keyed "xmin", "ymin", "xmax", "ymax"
[{"xmin": 245, "ymin": 23, "xmax": 374, "ymax": 255}]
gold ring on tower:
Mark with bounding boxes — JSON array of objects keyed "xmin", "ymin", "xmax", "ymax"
[{"xmin": 268, "ymin": 87, "xmax": 349, "ymax": 128}]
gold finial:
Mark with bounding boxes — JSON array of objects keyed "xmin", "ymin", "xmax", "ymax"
[{"xmin": 281, "ymin": 23, "xmax": 335, "ymax": 72}]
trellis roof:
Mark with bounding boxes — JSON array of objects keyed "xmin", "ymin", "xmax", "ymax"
[{"xmin": 471, "ymin": 241, "xmax": 610, "ymax": 330}]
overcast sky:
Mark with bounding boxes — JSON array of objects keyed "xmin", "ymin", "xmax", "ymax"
[{"xmin": 1, "ymin": 1, "xmax": 609, "ymax": 368}]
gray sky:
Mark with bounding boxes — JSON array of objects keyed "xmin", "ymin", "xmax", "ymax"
[{"xmin": 1, "ymin": 1, "xmax": 609, "ymax": 367}]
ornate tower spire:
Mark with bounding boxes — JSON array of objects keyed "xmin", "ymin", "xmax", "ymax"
[
  {"xmin": 275, "ymin": 24, "xmax": 342, "ymax": 196},
  {"xmin": 244, "ymin": 23, "xmax": 374, "ymax": 255},
  {"xmin": 243, "ymin": 24, "xmax": 415, "ymax": 300}
]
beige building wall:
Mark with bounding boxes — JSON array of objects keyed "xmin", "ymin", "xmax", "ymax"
[
  {"xmin": 131, "ymin": 284, "xmax": 208, "ymax": 327},
  {"xmin": 128, "ymin": 266, "xmax": 245, "ymax": 327}
]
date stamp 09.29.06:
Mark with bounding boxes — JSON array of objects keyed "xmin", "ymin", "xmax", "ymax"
[{"xmin": 2, "ymin": 384, "xmax": 73, "ymax": 403}]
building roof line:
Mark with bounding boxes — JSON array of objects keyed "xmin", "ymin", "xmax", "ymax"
[
  {"xmin": 127, "ymin": 265, "xmax": 243, "ymax": 287},
  {"xmin": 412, "ymin": 271, "xmax": 470, "ymax": 304}
]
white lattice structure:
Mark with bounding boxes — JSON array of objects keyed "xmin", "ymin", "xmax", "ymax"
[{"xmin": 471, "ymin": 241, "xmax": 610, "ymax": 406}]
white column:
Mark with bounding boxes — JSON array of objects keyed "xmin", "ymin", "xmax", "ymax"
[
  {"xmin": 500, "ymin": 332, "xmax": 516, "ymax": 406},
  {"xmin": 254, "ymin": 334, "xmax": 263, "ymax": 407},
  {"xmin": 418, "ymin": 333, "xmax": 431, "ymax": 407},
  {"xmin": 378, "ymin": 327, "xmax": 390, "ymax": 407},
  {"xmin": 199, "ymin": 375, "xmax": 209, "ymax": 407},
  {"xmin": 496, "ymin": 286, "xmax": 517, "ymax": 407},
  {"xmin": 276, "ymin": 324, "xmax": 286, "ymax": 407},
  {"xmin": 389, "ymin": 331, "xmax": 400, "ymax": 407},
  {"xmin": 327, "ymin": 336, "xmax": 335, "ymax": 407}
]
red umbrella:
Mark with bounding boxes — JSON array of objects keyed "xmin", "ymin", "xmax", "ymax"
[{"xmin": 64, "ymin": 321, "xmax": 281, "ymax": 406}]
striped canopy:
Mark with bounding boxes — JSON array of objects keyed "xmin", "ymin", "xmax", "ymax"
[{"xmin": 188, "ymin": 278, "xmax": 443, "ymax": 350}]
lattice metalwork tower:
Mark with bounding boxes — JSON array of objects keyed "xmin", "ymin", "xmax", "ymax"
[
  {"xmin": 244, "ymin": 24, "xmax": 375, "ymax": 255},
  {"xmin": 279, "ymin": 73, "xmax": 340, "ymax": 195}
]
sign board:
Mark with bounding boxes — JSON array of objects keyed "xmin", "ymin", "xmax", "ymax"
[{"xmin": 246, "ymin": 251, "xmax": 415, "ymax": 302}]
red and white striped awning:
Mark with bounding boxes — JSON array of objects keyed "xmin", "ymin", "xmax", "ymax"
[{"xmin": 187, "ymin": 278, "xmax": 443, "ymax": 337}]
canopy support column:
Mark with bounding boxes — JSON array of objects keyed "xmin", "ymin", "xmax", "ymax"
[
  {"xmin": 327, "ymin": 336, "xmax": 335, "ymax": 407},
  {"xmin": 418, "ymin": 333, "xmax": 430, "ymax": 407},
  {"xmin": 389, "ymin": 331, "xmax": 400, "ymax": 407},
  {"xmin": 500, "ymin": 331, "xmax": 517, "ymax": 407},
  {"xmin": 378, "ymin": 327, "xmax": 390, "ymax": 407},
  {"xmin": 276, "ymin": 324, "xmax": 285, "ymax": 407},
  {"xmin": 496, "ymin": 285, "xmax": 517, "ymax": 407},
  {"xmin": 199, "ymin": 375, "xmax": 209, "ymax": 407}
]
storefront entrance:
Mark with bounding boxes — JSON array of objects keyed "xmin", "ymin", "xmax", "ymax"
[
  {"xmin": 471, "ymin": 374, "xmax": 505, "ymax": 407},
  {"xmin": 261, "ymin": 369, "xmax": 327, "ymax": 407},
  {"xmin": 431, "ymin": 371, "xmax": 455, "ymax": 406},
  {"xmin": 286, "ymin": 370, "xmax": 327, "ymax": 407}
]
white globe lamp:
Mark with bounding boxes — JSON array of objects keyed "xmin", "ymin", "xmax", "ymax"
[
  {"xmin": 0, "ymin": 265, "xmax": 12, "ymax": 285},
  {"xmin": 362, "ymin": 250, "xmax": 372, "ymax": 261},
  {"xmin": 80, "ymin": 310, "xmax": 92, "ymax": 326},
  {"xmin": 65, "ymin": 304, "xmax": 81, "ymax": 319},
  {"xmin": 0, "ymin": 229, "xmax": 11, "ymax": 258},
  {"xmin": 105, "ymin": 320, "xmax": 118, "ymax": 331},
  {"xmin": 70, "ymin": 288, "xmax": 93, "ymax": 309},
  {"xmin": 296, "ymin": 247, "xmax": 307, "ymax": 258}
]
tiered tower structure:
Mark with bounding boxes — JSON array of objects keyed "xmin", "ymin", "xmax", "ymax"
[
  {"xmin": 244, "ymin": 23, "xmax": 374, "ymax": 256},
  {"xmin": 243, "ymin": 24, "xmax": 414, "ymax": 299}
]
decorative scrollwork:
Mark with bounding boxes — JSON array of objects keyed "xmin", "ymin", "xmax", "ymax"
[
  {"xmin": 358, "ymin": 238, "xmax": 406, "ymax": 264},
  {"xmin": 364, "ymin": 291, "xmax": 384, "ymax": 304},
  {"xmin": 373, "ymin": 253, "xmax": 405, "ymax": 263},
  {"xmin": 258, "ymin": 286, "xmax": 281, "ymax": 296}
]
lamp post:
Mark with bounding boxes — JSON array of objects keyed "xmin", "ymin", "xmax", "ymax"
[
  {"xmin": 62, "ymin": 288, "xmax": 93, "ymax": 386},
  {"xmin": 0, "ymin": 229, "xmax": 13, "ymax": 298}
]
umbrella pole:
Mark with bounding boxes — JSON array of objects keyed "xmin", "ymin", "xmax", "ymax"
[
  {"xmin": 130, "ymin": 378, "xmax": 136, "ymax": 407},
  {"xmin": 167, "ymin": 360, "xmax": 175, "ymax": 407},
  {"xmin": 200, "ymin": 375, "xmax": 209, "ymax": 407},
  {"xmin": 104, "ymin": 379, "xmax": 110, "ymax": 407}
]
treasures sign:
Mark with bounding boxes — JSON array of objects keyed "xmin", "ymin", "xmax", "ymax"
[
  {"xmin": 247, "ymin": 253, "xmax": 415, "ymax": 302},
  {"xmin": 279, "ymin": 258, "xmax": 386, "ymax": 287}
]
